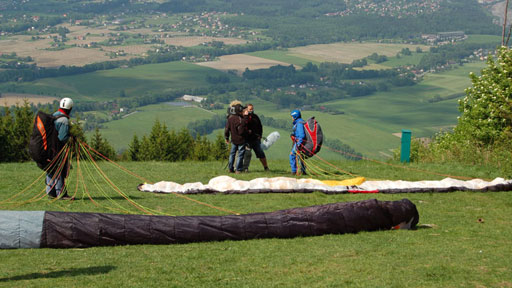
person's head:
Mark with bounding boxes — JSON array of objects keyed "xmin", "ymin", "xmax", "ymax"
[
  {"xmin": 246, "ymin": 104, "xmax": 254, "ymax": 114},
  {"xmin": 230, "ymin": 100, "xmax": 242, "ymax": 107},
  {"xmin": 59, "ymin": 97, "xmax": 74, "ymax": 114},
  {"xmin": 290, "ymin": 109, "xmax": 301, "ymax": 120},
  {"xmin": 233, "ymin": 104, "xmax": 244, "ymax": 115}
]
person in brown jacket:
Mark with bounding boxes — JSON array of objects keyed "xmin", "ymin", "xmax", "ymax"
[{"xmin": 225, "ymin": 103, "xmax": 248, "ymax": 173}]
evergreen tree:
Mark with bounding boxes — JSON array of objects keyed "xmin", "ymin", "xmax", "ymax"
[
  {"xmin": 175, "ymin": 128, "xmax": 194, "ymax": 161},
  {"xmin": 89, "ymin": 127, "xmax": 116, "ymax": 160},
  {"xmin": 128, "ymin": 134, "xmax": 140, "ymax": 161},
  {"xmin": 191, "ymin": 134, "xmax": 211, "ymax": 161},
  {"xmin": 0, "ymin": 107, "xmax": 14, "ymax": 162},
  {"xmin": 138, "ymin": 135, "xmax": 152, "ymax": 161},
  {"xmin": 211, "ymin": 132, "xmax": 229, "ymax": 160},
  {"xmin": 12, "ymin": 101, "xmax": 34, "ymax": 161}
]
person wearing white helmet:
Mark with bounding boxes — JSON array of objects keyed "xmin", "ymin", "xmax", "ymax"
[{"xmin": 46, "ymin": 97, "xmax": 74, "ymax": 199}]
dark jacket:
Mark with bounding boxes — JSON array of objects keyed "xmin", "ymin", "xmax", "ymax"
[
  {"xmin": 225, "ymin": 114, "xmax": 247, "ymax": 145},
  {"xmin": 246, "ymin": 113, "xmax": 263, "ymax": 142}
]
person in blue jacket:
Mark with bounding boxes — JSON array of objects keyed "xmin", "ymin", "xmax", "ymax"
[
  {"xmin": 46, "ymin": 97, "xmax": 73, "ymax": 199},
  {"xmin": 289, "ymin": 109, "xmax": 306, "ymax": 175}
]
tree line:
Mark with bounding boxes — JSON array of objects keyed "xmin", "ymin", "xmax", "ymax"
[
  {"xmin": 126, "ymin": 120, "xmax": 228, "ymax": 162},
  {"xmin": 0, "ymin": 102, "xmax": 229, "ymax": 163}
]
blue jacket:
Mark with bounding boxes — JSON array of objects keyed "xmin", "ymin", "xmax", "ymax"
[
  {"xmin": 53, "ymin": 110, "xmax": 70, "ymax": 142},
  {"xmin": 292, "ymin": 118, "xmax": 305, "ymax": 145}
]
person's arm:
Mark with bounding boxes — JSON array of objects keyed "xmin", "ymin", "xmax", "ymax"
[
  {"xmin": 224, "ymin": 118, "xmax": 230, "ymax": 143},
  {"xmin": 255, "ymin": 115, "xmax": 263, "ymax": 139},
  {"xmin": 295, "ymin": 122, "xmax": 305, "ymax": 145}
]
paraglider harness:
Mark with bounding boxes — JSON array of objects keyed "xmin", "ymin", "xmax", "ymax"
[
  {"xmin": 291, "ymin": 117, "xmax": 323, "ymax": 158},
  {"xmin": 29, "ymin": 111, "xmax": 69, "ymax": 170}
]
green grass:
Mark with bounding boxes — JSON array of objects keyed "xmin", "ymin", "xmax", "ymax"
[
  {"xmin": 0, "ymin": 161, "xmax": 511, "ymax": 287},
  {"xmin": 465, "ymin": 34, "xmax": 502, "ymax": 45},
  {"xmin": 381, "ymin": 52, "xmax": 425, "ymax": 67},
  {"xmin": 0, "ymin": 61, "xmax": 238, "ymax": 101},
  {"xmin": 85, "ymin": 103, "xmax": 216, "ymax": 150}
]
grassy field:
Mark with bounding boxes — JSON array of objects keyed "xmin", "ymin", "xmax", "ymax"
[
  {"xmin": 88, "ymin": 62, "xmax": 484, "ymax": 159},
  {"xmin": 0, "ymin": 161, "xmax": 510, "ymax": 287},
  {"xmin": 381, "ymin": 52, "xmax": 425, "ymax": 68},
  {"xmin": 0, "ymin": 61, "xmax": 237, "ymax": 101},
  {"xmin": 86, "ymin": 103, "xmax": 216, "ymax": 150}
]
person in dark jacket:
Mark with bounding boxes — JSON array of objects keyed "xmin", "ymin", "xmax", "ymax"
[
  {"xmin": 46, "ymin": 97, "xmax": 73, "ymax": 199},
  {"xmin": 225, "ymin": 104, "xmax": 248, "ymax": 173},
  {"xmin": 243, "ymin": 104, "xmax": 269, "ymax": 171},
  {"xmin": 289, "ymin": 109, "xmax": 306, "ymax": 175}
]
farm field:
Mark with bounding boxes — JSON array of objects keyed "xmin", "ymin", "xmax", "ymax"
[
  {"xmin": 287, "ymin": 42, "xmax": 431, "ymax": 64},
  {"xmin": 0, "ymin": 61, "xmax": 236, "ymax": 101},
  {"xmin": 246, "ymin": 50, "xmax": 320, "ymax": 67},
  {"xmin": 245, "ymin": 42, "xmax": 430, "ymax": 69},
  {"xmin": 0, "ymin": 93, "xmax": 57, "ymax": 106},
  {"xmin": 0, "ymin": 161, "xmax": 510, "ymax": 287},
  {"xmin": 195, "ymin": 54, "xmax": 293, "ymax": 75}
]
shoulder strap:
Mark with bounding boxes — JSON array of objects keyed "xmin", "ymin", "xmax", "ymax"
[{"xmin": 54, "ymin": 114, "xmax": 69, "ymax": 120}]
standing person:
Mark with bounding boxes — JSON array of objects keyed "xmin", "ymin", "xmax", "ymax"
[
  {"xmin": 243, "ymin": 104, "xmax": 269, "ymax": 171},
  {"xmin": 46, "ymin": 97, "xmax": 73, "ymax": 199},
  {"xmin": 289, "ymin": 109, "xmax": 306, "ymax": 175},
  {"xmin": 225, "ymin": 103, "xmax": 247, "ymax": 174}
]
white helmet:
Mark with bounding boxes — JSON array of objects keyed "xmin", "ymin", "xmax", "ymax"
[{"xmin": 59, "ymin": 98, "xmax": 74, "ymax": 110}]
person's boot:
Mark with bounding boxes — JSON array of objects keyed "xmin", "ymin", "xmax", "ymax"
[{"xmin": 260, "ymin": 158, "xmax": 269, "ymax": 171}]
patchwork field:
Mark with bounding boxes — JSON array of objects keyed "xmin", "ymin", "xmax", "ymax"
[
  {"xmin": 0, "ymin": 23, "xmax": 250, "ymax": 67},
  {"xmin": 195, "ymin": 54, "xmax": 293, "ymax": 74},
  {"xmin": 2, "ymin": 61, "xmax": 237, "ymax": 101}
]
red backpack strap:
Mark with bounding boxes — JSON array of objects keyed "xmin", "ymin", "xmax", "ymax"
[{"xmin": 304, "ymin": 119, "xmax": 318, "ymax": 152}]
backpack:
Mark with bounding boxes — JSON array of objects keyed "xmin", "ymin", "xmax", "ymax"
[
  {"xmin": 300, "ymin": 117, "xmax": 323, "ymax": 158},
  {"xmin": 29, "ymin": 111, "xmax": 68, "ymax": 170}
]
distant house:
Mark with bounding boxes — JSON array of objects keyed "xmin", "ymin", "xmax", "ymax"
[
  {"xmin": 181, "ymin": 95, "xmax": 205, "ymax": 102},
  {"xmin": 437, "ymin": 31, "xmax": 465, "ymax": 41}
]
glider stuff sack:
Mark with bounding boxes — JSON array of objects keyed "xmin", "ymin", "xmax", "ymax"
[
  {"xmin": 29, "ymin": 111, "xmax": 66, "ymax": 170},
  {"xmin": 301, "ymin": 117, "xmax": 323, "ymax": 158},
  {"xmin": 0, "ymin": 199, "xmax": 419, "ymax": 249}
]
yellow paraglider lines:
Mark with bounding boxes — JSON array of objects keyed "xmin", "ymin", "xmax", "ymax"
[{"xmin": 1, "ymin": 136, "xmax": 241, "ymax": 216}]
